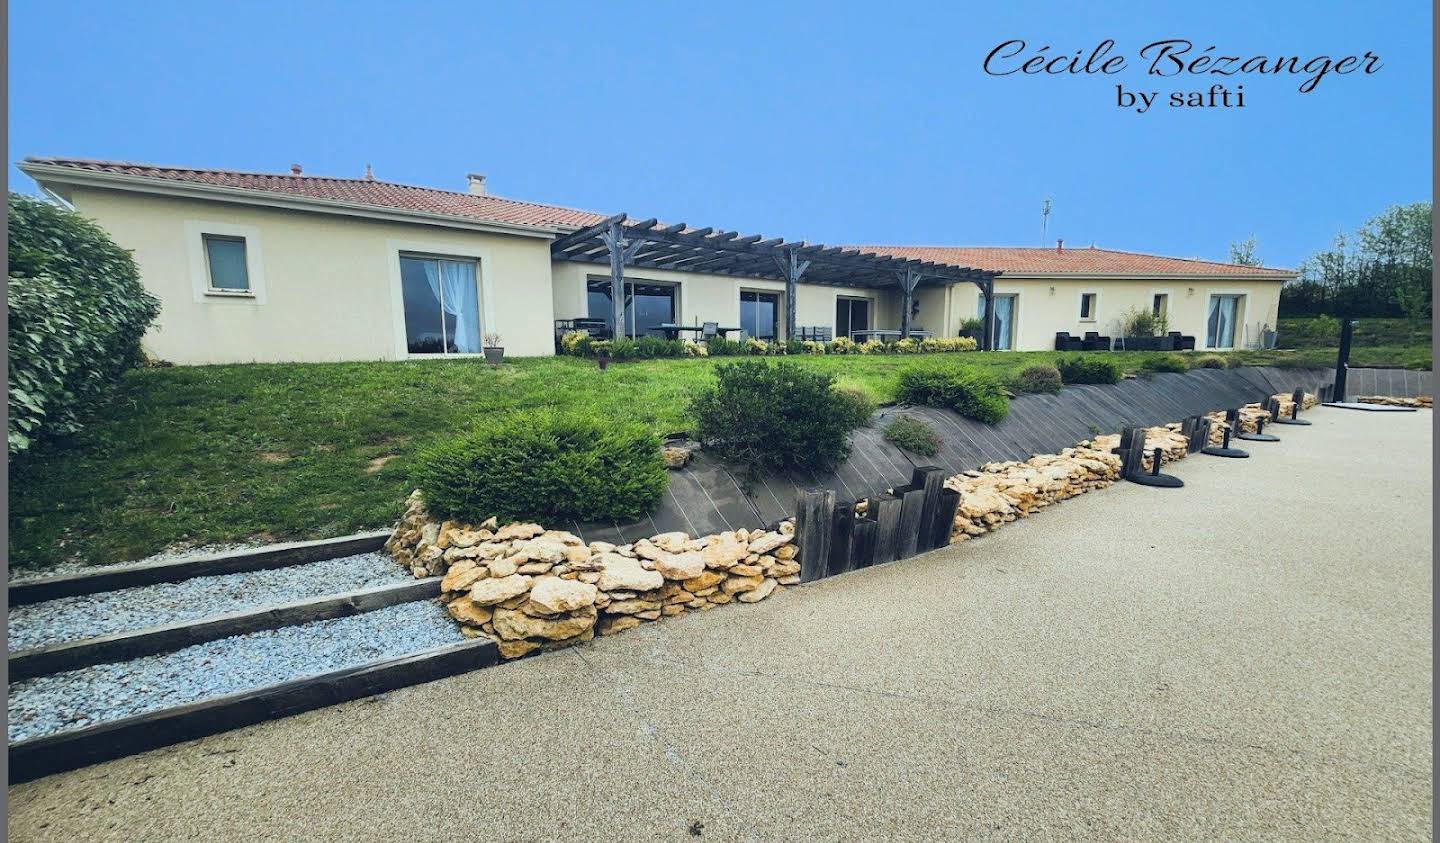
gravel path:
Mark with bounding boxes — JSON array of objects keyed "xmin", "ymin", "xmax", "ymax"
[
  {"xmin": 8, "ymin": 552, "xmax": 409, "ymax": 652},
  {"xmin": 8, "ymin": 600, "xmax": 462, "ymax": 742}
]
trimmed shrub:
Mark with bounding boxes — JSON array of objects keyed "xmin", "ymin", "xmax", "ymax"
[
  {"xmin": 636, "ymin": 335, "xmax": 684, "ymax": 358},
  {"xmin": 833, "ymin": 385, "xmax": 877, "ymax": 429},
  {"xmin": 883, "ymin": 415, "xmax": 941, "ymax": 456},
  {"xmin": 896, "ymin": 364, "xmax": 1009, "ymax": 424},
  {"xmin": 1056, "ymin": 354, "xmax": 1123, "ymax": 385},
  {"xmin": 706, "ymin": 336, "xmax": 742, "ymax": 356},
  {"xmin": 9, "ymin": 193, "xmax": 160, "ymax": 454},
  {"xmin": 690, "ymin": 360, "xmax": 865, "ymax": 477},
  {"xmin": 1194, "ymin": 354, "xmax": 1228, "ymax": 369},
  {"xmin": 1141, "ymin": 354, "xmax": 1189, "ymax": 374},
  {"xmin": 560, "ymin": 330, "xmax": 593, "ymax": 356},
  {"xmin": 1013, "ymin": 364, "xmax": 1062, "ymax": 394},
  {"xmin": 413, "ymin": 412, "xmax": 667, "ymax": 524},
  {"xmin": 828, "ymin": 337, "xmax": 856, "ymax": 355}
]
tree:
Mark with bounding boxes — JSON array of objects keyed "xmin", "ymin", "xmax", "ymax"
[
  {"xmin": 1279, "ymin": 202, "xmax": 1432, "ymax": 318},
  {"xmin": 1229, "ymin": 236, "xmax": 1262, "ymax": 266}
]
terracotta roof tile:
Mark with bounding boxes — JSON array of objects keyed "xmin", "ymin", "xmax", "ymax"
[
  {"xmin": 24, "ymin": 157, "xmax": 610, "ymax": 231},
  {"xmin": 851, "ymin": 245, "xmax": 1293, "ymax": 277}
]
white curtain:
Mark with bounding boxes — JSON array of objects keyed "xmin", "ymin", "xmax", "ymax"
[
  {"xmin": 423, "ymin": 259, "xmax": 482, "ymax": 353},
  {"xmin": 993, "ymin": 296, "xmax": 1014, "ymax": 350},
  {"xmin": 1207, "ymin": 296, "xmax": 1237, "ymax": 348}
]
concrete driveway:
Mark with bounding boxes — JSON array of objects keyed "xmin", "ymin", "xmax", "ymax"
[{"xmin": 8, "ymin": 408, "xmax": 1432, "ymax": 841}]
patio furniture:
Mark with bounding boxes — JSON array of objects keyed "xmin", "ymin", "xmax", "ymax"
[
  {"xmin": 850, "ymin": 329, "xmax": 933, "ymax": 342},
  {"xmin": 1169, "ymin": 332, "xmax": 1196, "ymax": 351},
  {"xmin": 1054, "ymin": 332, "xmax": 1084, "ymax": 352},
  {"xmin": 797, "ymin": 326, "xmax": 832, "ymax": 342},
  {"xmin": 656, "ymin": 323, "xmax": 740, "ymax": 340},
  {"xmin": 1081, "ymin": 331, "xmax": 1111, "ymax": 351}
]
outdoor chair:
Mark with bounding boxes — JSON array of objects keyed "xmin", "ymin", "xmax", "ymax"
[
  {"xmin": 1081, "ymin": 331, "xmax": 1112, "ymax": 351},
  {"xmin": 1054, "ymin": 332, "xmax": 1084, "ymax": 351},
  {"xmin": 701, "ymin": 322, "xmax": 719, "ymax": 340}
]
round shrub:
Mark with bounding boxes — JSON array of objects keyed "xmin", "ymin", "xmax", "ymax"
[
  {"xmin": 690, "ymin": 360, "xmax": 865, "ymax": 477},
  {"xmin": 1055, "ymin": 354, "xmax": 1123, "ymax": 385},
  {"xmin": 883, "ymin": 415, "xmax": 941, "ymax": 456},
  {"xmin": 896, "ymin": 364, "xmax": 1009, "ymax": 424},
  {"xmin": 413, "ymin": 412, "xmax": 668, "ymax": 524},
  {"xmin": 1141, "ymin": 354, "xmax": 1189, "ymax": 374},
  {"xmin": 833, "ymin": 385, "xmax": 877, "ymax": 429},
  {"xmin": 1194, "ymin": 354, "xmax": 1228, "ymax": 369},
  {"xmin": 1013, "ymin": 364, "xmax": 1062, "ymax": 394},
  {"xmin": 8, "ymin": 194, "xmax": 160, "ymax": 454}
]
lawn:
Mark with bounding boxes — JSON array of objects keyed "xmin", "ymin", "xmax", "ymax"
[{"xmin": 7, "ymin": 345, "xmax": 1424, "ymax": 571}]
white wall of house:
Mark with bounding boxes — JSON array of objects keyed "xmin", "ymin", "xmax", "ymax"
[
  {"xmin": 66, "ymin": 187, "xmax": 559, "ymax": 364},
  {"xmin": 957, "ymin": 277, "xmax": 1284, "ymax": 351}
]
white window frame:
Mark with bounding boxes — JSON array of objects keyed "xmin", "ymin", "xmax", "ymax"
[
  {"xmin": 387, "ymin": 238, "xmax": 495, "ymax": 359},
  {"xmin": 1077, "ymin": 290, "xmax": 1099, "ymax": 323},
  {"xmin": 1150, "ymin": 289, "xmax": 1172, "ymax": 319},
  {"xmin": 185, "ymin": 220, "xmax": 266, "ymax": 304}
]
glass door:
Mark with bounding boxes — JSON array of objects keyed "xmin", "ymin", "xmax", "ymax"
[
  {"xmin": 988, "ymin": 294, "xmax": 1016, "ymax": 350},
  {"xmin": 836, "ymin": 297, "xmax": 870, "ymax": 340},
  {"xmin": 740, "ymin": 291, "xmax": 779, "ymax": 340},
  {"xmin": 1206, "ymin": 295, "xmax": 1240, "ymax": 348}
]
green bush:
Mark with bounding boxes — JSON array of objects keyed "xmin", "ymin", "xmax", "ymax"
[
  {"xmin": 1013, "ymin": 364, "xmax": 1062, "ymax": 394},
  {"xmin": 689, "ymin": 360, "xmax": 865, "ymax": 477},
  {"xmin": 896, "ymin": 364, "xmax": 1009, "ymax": 424},
  {"xmin": 413, "ymin": 412, "xmax": 667, "ymax": 524},
  {"xmin": 636, "ymin": 336, "xmax": 684, "ymax": 358},
  {"xmin": 833, "ymin": 385, "xmax": 877, "ymax": 428},
  {"xmin": 883, "ymin": 415, "xmax": 941, "ymax": 456},
  {"xmin": 1056, "ymin": 354, "xmax": 1123, "ymax": 385},
  {"xmin": 1141, "ymin": 354, "xmax": 1189, "ymax": 374},
  {"xmin": 1194, "ymin": 354, "xmax": 1228, "ymax": 369},
  {"xmin": 8, "ymin": 193, "xmax": 160, "ymax": 454},
  {"xmin": 706, "ymin": 336, "xmax": 742, "ymax": 356}
]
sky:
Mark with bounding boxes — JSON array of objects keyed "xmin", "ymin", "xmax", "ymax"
[{"xmin": 7, "ymin": 0, "xmax": 1432, "ymax": 269}]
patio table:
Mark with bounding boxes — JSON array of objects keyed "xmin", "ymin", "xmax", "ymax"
[
  {"xmin": 657, "ymin": 324, "xmax": 742, "ymax": 340},
  {"xmin": 850, "ymin": 329, "xmax": 933, "ymax": 341}
]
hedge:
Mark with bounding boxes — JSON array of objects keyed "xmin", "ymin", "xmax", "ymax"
[
  {"xmin": 8, "ymin": 194, "xmax": 160, "ymax": 454},
  {"xmin": 413, "ymin": 412, "xmax": 668, "ymax": 524},
  {"xmin": 896, "ymin": 364, "xmax": 1009, "ymax": 424}
]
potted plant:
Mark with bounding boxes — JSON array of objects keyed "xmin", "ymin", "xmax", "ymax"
[
  {"xmin": 482, "ymin": 332, "xmax": 504, "ymax": 364},
  {"xmin": 1114, "ymin": 308, "xmax": 1173, "ymax": 351},
  {"xmin": 957, "ymin": 316, "xmax": 985, "ymax": 340}
]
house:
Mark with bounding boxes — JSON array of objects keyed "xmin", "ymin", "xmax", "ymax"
[{"xmin": 18, "ymin": 157, "xmax": 1294, "ymax": 364}]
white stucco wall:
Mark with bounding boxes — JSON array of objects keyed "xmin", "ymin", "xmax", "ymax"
[{"xmin": 66, "ymin": 187, "xmax": 559, "ymax": 364}]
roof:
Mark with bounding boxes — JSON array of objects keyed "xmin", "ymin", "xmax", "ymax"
[
  {"xmin": 23, "ymin": 157, "xmax": 1293, "ymax": 279},
  {"xmin": 21, "ymin": 157, "xmax": 609, "ymax": 232},
  {"xmin": 850, "ymin": 245, "xmax": 1294, "ymax": 278}
]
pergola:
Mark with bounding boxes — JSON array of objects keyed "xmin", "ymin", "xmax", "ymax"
[{"xmin": 549, "ymin": 214, "xmax": 1002, "ymax": 349}]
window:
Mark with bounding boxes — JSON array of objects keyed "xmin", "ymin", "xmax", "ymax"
[
  {"xmin": 586, "ymin": 278, "xmax": 676, "ymax": 338},
  {"xmin": 1206, "ymin": 294, "xmax": 1242, "ymax": 349},
  {"xmin": 1079, "ymin": 292, "xmax": 1096, "ymax": 321},
  {"xmin": 1152, "ymin": 293, "xmax": 1169, "ymax": 318},
  {"xmin": 740, "ymin": 291, "xmax": 780, "ymax": 340},
  {"xmin": 400, "ymin": 255, "xmax": 481, "ymax": 354},
  {"xmin": 835, "ymin": 296, "xmax": 870, "ymax": 340},
  {"xmin": 203, "ymin": 234, "xmax": 250, "ymax": 292}
]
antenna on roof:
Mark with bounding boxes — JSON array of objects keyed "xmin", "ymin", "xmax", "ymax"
[
  {"xmin": 1040, "ymin": 197, "xmax": 1052, "ymax": 244},
  {"xmin": 364, "ymin": 163, "xmax": 375, "ymax": 181}
]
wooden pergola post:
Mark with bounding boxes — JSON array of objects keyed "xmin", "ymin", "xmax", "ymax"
[
  {"xmin": 773, "ymin": 249, "xmax": 811, "ymax": 341},
  {"xmin": 980, "ymin": 278, "xmax": 996, "ymax": 351},
  {"xmin": 897, "ymin": 268, "xmax": 923, "ymax": 339},
  {"xmin": 599, "ymin": 219, "xmax": 647, "ymax": 339}
]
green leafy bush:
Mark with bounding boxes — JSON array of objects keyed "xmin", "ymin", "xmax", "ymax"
[
  {"xmin": 413, "ymin": 412, "xmax": 667, "ymax": 524},
  {"xmin": 1194, "ymin": 354, "xmax": 1228, "ymax": 369},
  {"xmin": 896, "ymin": 364, "xmax": 1009, "ymax": 424},
  {"xmin": 883, "ymin": 415, "xmax": 941, "ymax": 456},
  {"xmin": 1141, "ymin": 354, "xmax": 1189, "ymax": 374},
  {"xmin": 689, "ymin": 360, "xmax": 865, "ymax": 477},
  {"xmin": 833, "ymin": 385, "xmax": 877, "ymax": 428},
  {"xmin": 1056, "ymin": 354, "xmax": 1123, "ymax": 385},
  {"xmin": 8, "ymin": 193, "xmax": 160, "ymax": 454},
  {"xmin": 636, "ymin": 336, "xmax": 684, "ymax": 358},
  {"xmin": 1013, "ymin": 364, "xmax": 1062, "ymax": 394}
]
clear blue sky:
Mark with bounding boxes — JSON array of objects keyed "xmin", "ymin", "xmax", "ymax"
[{"xmin": 8, "ymin": 0, "xmax": 1431, "ymax": 268}]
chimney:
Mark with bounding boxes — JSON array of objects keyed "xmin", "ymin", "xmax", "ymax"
[
  {"xmin": 364, "ymin": 163, "xmax": 375, "ymax": 181},
  {"xmin": 290, "ymin": 163, "xmax": 303, "ymax": 175},
  {"xmin": 467, "ymin": 173, "xmax": 487, "ymax": 196},
  {"xmin": 1056, "ymin": 238, "xmax": 1064, "ymax": 252}
]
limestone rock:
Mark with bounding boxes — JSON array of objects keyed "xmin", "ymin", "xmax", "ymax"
[
  {"xmin": 738, "ymin": 578, "xmax": 778, "ymax": 603},
  {"xmin": 701, "ymin": 537, "xmax": 748, "ymax": 570},
  {"xmin": 721, "ymin": 574, "xmax": 764, "ymax": 595},
  {"xmin": 446, "ymin": 596, "xmax": 494, "ymax": 626},
  {"xmin": 662, "ymin": 446, "xmax": 693, "ymax": 469},
  {"xmin": 469, "ymin": 574, "xmax": 533, "ymax": 606},
  {"xmin": 774, "ymin": 544, "xmax": 798, "ymax": 561},
  {"xmin": 728, "ymin": 563, "xmax": 763, "ymax": 577},
  {"xmin": 604, "ymin": 597, "xmax": 663, "ymax": 615},
  {"xmin": 492, "ymin": 605, "xmax": 597, "ymax": 641},
  {"xmin": 653, "ymin": 551, "xmax": 705, "ymax": 581},
  {"xmin": 488, "ymin": 556, "xmax": 521, "ymax": 578},
  {"xmin": 448, "ymin": 529, "xmax": 485, "ymax": 549},
  {"xmin": 517, "ymin": 561, "xmax": 554, "ymax": 575},
  {"xmin": 518, "ymin": 536, "xmax": 569, "ymax": 564},
  {"xmin": 498, "ymin": 639, "xmax": 541, "ymax": 659},
  {"xmin": 441, "ymin": 560, "xmax": 488, "ymax": 592},
  {"xmin": 747, "ymin": 531, "xmax": 790, "ymax": 555},
  {"xmin": 598, "ymin": 615, "xmax": 643, "ymax": 636},
  {"xmin": 597, "ymin": 554, "xmax": 664, "ymax": 592},
  {"xmin": 652, "ymin": 531, "xmax": 690, "ymax": 553},
  {"xmin": 495, "ymin": 522, "xmax": 544, "ymax": 541},
  {"xmin": 683, "ymin": 570, "xmax": 726, "ymax": 593},
  {"xmin": 528, "ymin": 576, "xmax": 598, "ymax": 614}
]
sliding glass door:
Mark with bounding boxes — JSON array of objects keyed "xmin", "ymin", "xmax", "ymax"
[
  {"xmin": 1206, "ymin": 295, "xmax": 1240, "ymax": 348},
  {"xmin": 836, "ymin": 296, "xmax": 870, "ymax": 340},
  {"xmin": 399, "ymin": 255, "xmax": 481, "ymax": 354},
  {"xmin": 740, "ymin": 291, "xmax": 779, "ymax": 340},
  {"xmin": 586, "ymin": 279, "xmax": 677, "ymax": 338},
  {"xmin": 986, "ymin": 294, "xmax": 1017, "ymax": 350}
]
